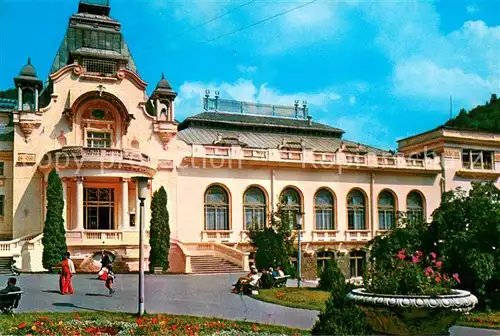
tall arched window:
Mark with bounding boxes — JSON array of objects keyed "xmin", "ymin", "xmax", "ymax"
[
  {"xmin": 378, "ymin": 190, "xmax": 395, "ymax": 230},
  {"xmin": 204, "ymin": 185, "xmax": 229, "ymax": 230},
  {"xmin": 407, "ymin": 191, "xmax": 424, "ymax": 223},
  {"xmin": 244, "ymin": 187, "xmax": 266, "ymax": 230},
  {"xmin": 315, "ymin": 189, "xmax": 334, "ymax": 230},
  {"xmin": 280, "ymin": 188, "xmax": 301, "ymax": 227},
  {"xmin": 347, "ymin": 189, "xmax": 366, "ymax": 230}
]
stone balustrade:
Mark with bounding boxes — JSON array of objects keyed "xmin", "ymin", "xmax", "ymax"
[
  {"xmin": 201, "ymin": 230, "xmax": 232, "ymax": 243},
  {"xmin": 190, "ymin": 145, "xmax": 442, "ymax": 171}
]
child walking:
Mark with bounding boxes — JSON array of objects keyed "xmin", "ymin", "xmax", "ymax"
[{"xmin": 105, "ymin": 263, "xmax": 115, "ymax": 296}]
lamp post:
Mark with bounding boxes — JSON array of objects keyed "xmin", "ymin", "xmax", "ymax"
[
  {"xmin": 136, "ymin": 176, "xmax": 149, "ymax": 316},
  {"xmin": 296, "ymin": 212, "xmax": 303, "ymax": 288}
]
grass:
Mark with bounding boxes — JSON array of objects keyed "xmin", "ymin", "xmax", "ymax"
[
  {"xmin": 254, "ymin": 287, "xmax": 329, "ymax": 311},
  {"xmin": 0, "ymin": 311, "xmax": 309, "ymax": 335},
  {"xmin": 457, "ymin": 310, "xmax": 500, "ymax": 329}
]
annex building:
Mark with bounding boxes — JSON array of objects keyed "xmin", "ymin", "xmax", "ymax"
[{"xmin": 0, "ymin": 0, "xmax": 499, "ymax": 279}]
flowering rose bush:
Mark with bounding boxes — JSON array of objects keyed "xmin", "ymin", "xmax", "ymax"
[{"xmin": 364, "ymin": 249, "xmax": 461, "ymax": 295}]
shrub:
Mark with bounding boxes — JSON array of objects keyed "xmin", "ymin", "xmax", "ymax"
[
  {"xmin": 312, "ymin": 286, "xmax": 369, "ymax": 335},
  {"xmin": 318, "ymin": 258, "xmax": 345, "ymax": 292},
  {"xmin": 42, "ymin": 168, "xmax": 67, "ymax": 271},
  {"xmin": 148, "ymin": 186, "xmax": 170, "ymax": 273}
]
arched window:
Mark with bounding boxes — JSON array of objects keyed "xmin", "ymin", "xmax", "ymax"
[
  {"xmin": 204, "ymin": 186, "xmax": 229, "ymax": 230},
  {"xmin": 347, "ymin": 189, "xmax": 366, "ymax": 230},
  {"xmin": 244, "ymin": 187, "xmax": 266, "ymax": 230},
  {"xmin": 378, "ymin": 190, "xmax": 395, "ymax": 230},
  {"xmin": 317, "ymin": 250, "xmax": 335, "ymax": 274},
  {"xmin": 315, "ymin": 189, "xmax": 334, "ymax": 230},
  {"xmin": 280, "ymin": 188, "xmax": 301, "ymax": 227},
  {"xmin": 407, "ymin": 191, "xmax": 424, "ymax": 223},
  {"xmin": 350, "ymin": 250, "xmax": 366, "ymax": 278}
]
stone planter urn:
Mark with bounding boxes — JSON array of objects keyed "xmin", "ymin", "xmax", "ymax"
[{"xmin": 346, "ymin": 288, "xmax": 478, "ymax": 335}]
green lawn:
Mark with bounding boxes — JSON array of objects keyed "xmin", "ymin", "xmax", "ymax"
[
  {"xmin": 0, "ymin": 311, "xmax": 309, "ymax": 335},
  {"xmin": 254, "ymin": 287, "xmax": 329, "ymax": 311},
  {"xmin": 457, "ymin": 310, "xmax": 500, "ymax": 329}
]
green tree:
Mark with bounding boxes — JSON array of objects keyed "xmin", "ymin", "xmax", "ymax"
[
  {"xmin": 41, "ymin": 169, "xmax": 67, "ymax": 271},
  {"xmin": 429, "ymin": 182, "xmax": 500, "ymax": 309},
  {"xmin": 318, "ymin": 258, "xmax": 345, "ymax": 292},
  {"xmin": 248, "ymin": 202, "xmax": 295, "ymax": 274},
  {"xmin": 446, "ymin": 93, "xmax": 500, "ymax": 132},
  {"xmin": 148, "ymin": 186, "xmax": 170, "ymax": 273}
]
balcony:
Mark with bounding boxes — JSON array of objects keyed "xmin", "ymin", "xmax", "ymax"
[
  {"xmin": 345, "ymin": 230, "xmax": 371, "ymax": 241},
  {"xmin": 201, "ymin": 230, "xmax": 232, "ymax": 243},
  {"xmin": 41, "ymin": 146, "xmax": 155, "ymax": 175},
  {"xmin": 186, "ymin": 145, "xmax": 442, "ymax": 173},
  {"xmin": 312, "ymin": 230, "xmax": 339, "ymax": 241},
  {"xmin": 66, "ymin": 230, "xmax": 149, "ymax": 246}
]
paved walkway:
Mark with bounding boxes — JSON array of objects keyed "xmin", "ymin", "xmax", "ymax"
[{"xmin": 4, "ymin": 274, "xmax": 499, "ymax": 334}]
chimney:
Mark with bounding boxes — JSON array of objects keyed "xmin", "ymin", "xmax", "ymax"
[{"xmin": 307, "ymin": 115, "xmax": 312, "ymax": 125}]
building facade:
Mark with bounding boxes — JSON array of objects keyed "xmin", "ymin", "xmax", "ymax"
[{"xmin": 0, "ymin": 0, "xmax": 498, "ymax": 278}]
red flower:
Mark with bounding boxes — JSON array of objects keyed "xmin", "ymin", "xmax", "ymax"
[
  {"xmin": 415, "ymin": 251, "xmax": 423, "ymax": 257},
  {"xmin": 424, "ymin": 267, "xmax": 434, "ymax": 276},
  {"xmin": 172, "ymin": 325, "xmax": 177, "ymax": 331},
  {"xmin": 412, "ymin": 256, "xmax": 420, "ymax": 263},
  {"xmin": 435, "ymin": 277, "xmax": 442, "ymax": 283},
  {"xmin": 73, "ymin": 314, "xmax": 81, "ymax": 320},
  {"xmin": 151, "ymin": 317, "xmax": 158, "ymax": 325},
  {"xmin": 431, "ymin": 252, "xmax": 437, "ymax": 259},
  {"xmin": 18, "ymin": 322, "xmax": 27, "ymax": 329},
  {"xmin": 453, "ymin": 273, "xmax": 461, "ymax": 284},
  {"xmin": 397, "ymin": 253, "xmax": 405, "ymax": 260},
  {"xmin": 136, "ymin": 318, "xmax": 143, "ymax": 325},
  {"xmin": 436, "ymin": 261, "xmax": 443, "ymax": 268}
]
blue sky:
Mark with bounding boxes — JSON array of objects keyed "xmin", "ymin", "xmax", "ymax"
[{"xmin": 1, "ymin": 0, "xmax": 499, "ymax": 150}]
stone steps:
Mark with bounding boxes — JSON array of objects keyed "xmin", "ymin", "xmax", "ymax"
[
  {"xmin": 190, "ymin": 256, "xmax": 244, "ymax": 274},
  {"xmin": 0, "ymin": 257, "xmax": 13, "ymax": 274}
]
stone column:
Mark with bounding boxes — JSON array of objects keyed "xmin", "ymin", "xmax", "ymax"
[
  {"xmin": 76, "ymin": 176, "xmax": 84, "ymax": 230},
  {"xmin": 62, "ymin": 178, "xmax": 68, "ymax": 229},
  {"xmin": 121, "ymin": 178, "xmax": 130, "ymax": 229},
  {"xmin": 34, "ymin": 88, "xmax": 39, "ymax": 111},
  {"xmin": 17, "ymin": 87, "xmax": 22, "ymax": 111}
]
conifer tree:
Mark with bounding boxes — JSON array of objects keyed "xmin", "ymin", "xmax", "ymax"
[
  {"xmin": 148, "ymin": 186, "xmax": 170, "ymax": 272},
  {"xmin": 42, "ymin": 168, "xmax": 67, "ymax": 271}
]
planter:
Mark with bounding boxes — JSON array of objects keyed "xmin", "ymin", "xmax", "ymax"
[
  {"xmin": 153, "ymin": 267, "xmax": 163, "ymax": 275},
  {"xmin": 346, "ymin": 288, "xmax": 478, "ymax": 336}
]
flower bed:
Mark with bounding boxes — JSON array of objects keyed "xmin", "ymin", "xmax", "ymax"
[
  {"xmin": 0, "ymin": 312, "xmax": 308, "ymax": 335},
  {"xmin": 254, "ymin": 287, "xmax": 329, "ymax": 311}
]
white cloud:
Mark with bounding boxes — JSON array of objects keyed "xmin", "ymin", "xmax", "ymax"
[
  {"xmin": 237, "ymin": 65, "xmax": 257, "ymax": 74},
  {"xmin": 349, "ymin": 96, "xmax": 356, "ymax": 104},
  {"xmin": 466, "ymin": 5, "xmax": 478, "ymax": 13}
]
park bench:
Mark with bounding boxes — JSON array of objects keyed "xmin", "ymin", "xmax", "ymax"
[
  {"xmin": 273, "ymin": 275, "xmax": 290, "ymax": 288},
  {"xmin": 0, "ymin": 291, "xmax": 23, "ymax": 315}
]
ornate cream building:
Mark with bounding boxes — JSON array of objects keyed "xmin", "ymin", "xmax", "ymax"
[{"xmin": 0, "ymin": 0, "xmax": 498, "ymax": 278}]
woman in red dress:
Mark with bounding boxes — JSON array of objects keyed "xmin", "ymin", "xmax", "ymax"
[{"xmin": 59, "ymin": 252, "xmax": 73, "ymax": 295}]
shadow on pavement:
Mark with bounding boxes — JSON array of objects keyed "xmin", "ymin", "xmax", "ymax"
[
  {"xmin": 53, "ymin": 302, "xmax": 107, "ymax": 312},
  {"xmin": 85, "ymin": 293, "xmax": 109, "ymax": 297},
  {"xmin": 42, "ymin": 290, "xmax": 61, "ymax": 294}
]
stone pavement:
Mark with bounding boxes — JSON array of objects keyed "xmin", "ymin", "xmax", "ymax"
[{"xmin": 4, "ymin": 274, "xmax": 499, "ymax": 334}]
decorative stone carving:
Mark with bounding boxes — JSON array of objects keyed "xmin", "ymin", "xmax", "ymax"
[
  {"xmin": 443, "ymin": 147, "xmax": 461, "ymax": 159},
  {"xmin": 57, "ymin": 130, "xmax": 67, "ymax": 146},
  {"xmin": 17, "ymin": 153, "xmax": 36, "ymax": 165},
  {"xmin": 157, "ymin": 159, "xmax": 174, "ymax": 171}
]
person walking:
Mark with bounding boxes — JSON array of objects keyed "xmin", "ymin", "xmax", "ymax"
[
  {"xmin": 105, "ymin": 263, "xmax": 115, "ymax": 296},
  {"xmin": 59, "ymin": 252, "xmax": 74, "ymax": 295}
]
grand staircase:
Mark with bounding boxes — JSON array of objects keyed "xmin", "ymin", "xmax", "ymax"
[
  {"xmin": 190, "ymin": 255, "xmax": 245, "ymax": 274},
  {"xmin": 0, "ymin": 257, "xmax": 13, "ymax": 274}
]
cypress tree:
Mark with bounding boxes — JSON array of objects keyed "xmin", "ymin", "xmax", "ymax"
[
  {"xmin": 148, "ymin": 186, "xmax": 170, "ymax": 273},
  {"xmin": 42, "ymin": 168, "xmax": 67, "ymax": 271}
]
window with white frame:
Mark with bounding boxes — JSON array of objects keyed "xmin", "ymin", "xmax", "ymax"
[
  {"xmin": 243, "ymin": 187, "xmax": 266, "ymax": 230},
  {"xmin": 314, "ymin": 189, "xmax": 334, "ymax": 230},
  {"xmin": 462, "ymin": 149, "xmax": 494, "ymax": 170},
  {"xmin": 204, "ymin": 186, "xmax": 229, "ymax": 230},
  {"xmin": 347, "ymin": 189, "xmax": 366, "ymax": 230},
  {"xmin": 86, "ymin": 131, "xmax": 112, "ymax": 148},
  {"xmin": 280, "ymin": 188, "xmax": 301, "ymax": 228},
  {"xmin": 378, "ymin": 190, "xmax": 395, "ymax": 230}
]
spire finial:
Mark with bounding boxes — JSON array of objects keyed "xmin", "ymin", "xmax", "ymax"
[
  {"xmin": 27, "ymin": 57, "xmax": 31, "ymax": 65},
  {"xmin": 161, "ymin": 72, "xmax": 164, "ymax": 79}
]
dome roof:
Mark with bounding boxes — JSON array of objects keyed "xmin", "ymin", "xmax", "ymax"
[
  {"xmin": 156, "ymin": 72, "xmax": 172, "ymax": 90},
  {"xmin": 19, "ymin": 58, "xmax": 37, "ymax": 77}
]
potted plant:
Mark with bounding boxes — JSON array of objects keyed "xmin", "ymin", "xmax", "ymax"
[{"xmin": 347, "ymin": 249, "xmax": 477, "ymax": 335}]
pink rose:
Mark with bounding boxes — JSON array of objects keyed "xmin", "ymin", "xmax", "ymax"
[
  {"xmin": 431, "ymin": 252, "xmax": 437, "ymax": 259},
  {"xmin": 453, "ymin": 273, "xmax": 461, "ymax": 284},
  {"xmin": 398, "ymin": 253, "xmax": 406, "ymax": 260},
  {"xmin": 435, "ymin": 276, "xmax": 441, "ymax": 283},
  {"xmin": 436, "ymin": 261, "xmax": 443, "ymax": 268},
  {"xmin": 416, "ymin": 251, "xmax": 423, "ymax": 257},
  {"xmin": 412, "ymin": 256, "xmax": 420, "ymax": 263},
  {"xmin": 424, "ymin": 267, "xmax": 434, "ymax": 276}
]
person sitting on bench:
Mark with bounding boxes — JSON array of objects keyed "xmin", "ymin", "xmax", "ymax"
[
  {"xmin": 232, "ymin": 266, "xmax": 259, "ymax": 294},
  {"xmin": 0, "ymin": 278, "xmax": 21, "ymax": 309}
]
